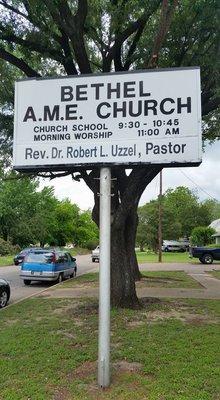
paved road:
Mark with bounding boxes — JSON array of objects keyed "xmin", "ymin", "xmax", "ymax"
[{"xmin": 0, "ymin": 254, "xmax": 98, "ymax": 305}]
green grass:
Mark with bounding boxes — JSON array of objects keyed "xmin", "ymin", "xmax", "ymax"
[
  {"xmin": 60, "ymin": 271, "xmax": 201, "ymax": 290},
  {"xmin": 210, "ymin": 270, "xmax": 220, "ymax": 280},
  {"xmin": 0, "ymin": 297, "xmax": 219, "ymax": 400},
  {"xmin": 0, "ymin": 255, "xmax": 14, "ymax": 266},
  {"xmin": 136, "ymin": 250, "xmax": 198, "ymax": 264},
  {"xmin": 139, "ymin": 271, "xmax": 202, "ymax": 288},
  {"xmin": 66, "ymin": 247, "xmax": 90, "ymax": 256},
  {"xmin": 56, "ymin": 272, "xmax": 99, "ymax": 289}
]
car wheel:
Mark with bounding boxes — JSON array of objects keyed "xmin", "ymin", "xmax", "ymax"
[
  {"xmin": 57, "ymin": 274, "xmax": 63, "ymax": 284},
  {"xmin": 201, "ymin": 253, "xmax": 213, "ymax": 264},
  {"xmin": 92, "ymin": 258, "xmax": 95, "ymax": 262},
  {"xmin": 164, "ymin": 247, "xmax": 169, "ymax": 252},
  {"xmin": 0, "ymin": 289, "xmax": 9, "ymax": 308},
  {"xmin": 24, "ymin": 279, "xmax": 31, "ymax": 285}
]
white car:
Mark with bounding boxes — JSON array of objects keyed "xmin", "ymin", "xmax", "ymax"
[
  {"xmin": 162, "ymin": 240, "xmax": 187, "ymax": 252},
  {"xmin": 91, "ymin": 246, "xmax": 99, "ymax": 262}
]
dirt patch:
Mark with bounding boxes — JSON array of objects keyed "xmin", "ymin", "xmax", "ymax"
[
  {"xmin": 3, "ymin": 319, "xmax": 19, "ymax": 326},
  {"xmin": 141, "ymin": 297, "xmax": 163, "ymax": 306},
  {"xmin": 126, "ymin": 320, "xmax": 145, "ymax": 328},
  {"xmin": 112, "ymin": 360, "xmax": 143, "ymax": 373},
  {"xmin": 66, "ymin": 301, "xmax": 99, "ymax": 318},
  {"xmin": 73, "ymin": 317, "xmax": 85, "ymax": 327},
  {"xmin": 138, "ymin": 276, "xmax": 183, "ymax": 284},
  {"xmin": 68, "ymin": 361, "xmax": 97, "ymax": 381},
  {"xmin": 55, "ymin": 330, "xmax": 76, "ymax": 339},
  {"xmin": 52, "ymin": 302, "xmax": 81, "ymax": 315},
  {"xmin": 127, "ymin": 308, "xmax": 219, "ymax": 326},
  {"xmin": 52, "ymin": 387, "xmax": 71, "ymax": 400},
  {"xmin": 85, "ymin": 361, "xmax": 145, "ymax": 399},
  {"xmin": 185, "ymin": 315, "xmax": 218, "ymax": 325}
]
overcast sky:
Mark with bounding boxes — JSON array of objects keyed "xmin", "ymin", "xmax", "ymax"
[{"xmin": 39, "ymin": 140, "xmax": 220, "ymax": 210}]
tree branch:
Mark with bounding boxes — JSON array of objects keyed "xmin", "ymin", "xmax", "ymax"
[
  {"xmin": 0, "ymin": 1, "xmax": 28, "ymax": 19},
  {"xmin": 202, "ymin": 97, "xmax": 220, "ymax": 116},
  {"xmin": 105, "ymin": 13, "xmax": 150, "ymax": 72},
  {"xmin": 0, "ymin": 27, "xmax": 62, "ymax": 62},
  {"xmin": 114, "ymin": 166, "xmax": 161, "ymax": 227},
  {"xmin": 0, "ymin": 47, "xmax": 41, "ymax": 77},
  {"xmin": 124, "ymin": 22, "xmax": 146, "ymax": 70},
  {"xmin": 148, "ymin": 0, "xmax": 178, "ymax": 68},
  {"xmin": 44, "ymin": 0, "xmax": 91, "ymax": 73}
]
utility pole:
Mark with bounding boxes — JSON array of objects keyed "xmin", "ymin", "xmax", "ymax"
[{"xmin": 158, "ymin": 170, "xmax": 163, "ymax": 262}]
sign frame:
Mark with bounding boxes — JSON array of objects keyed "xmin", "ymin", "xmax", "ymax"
[{"xmin": 13, "ymin": 66, "xmax": 202, "ymax": 172}]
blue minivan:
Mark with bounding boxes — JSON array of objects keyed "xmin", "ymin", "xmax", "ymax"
[{"xmin": 20, "ymin": 249, "xmax": 77, "ymax": 285}]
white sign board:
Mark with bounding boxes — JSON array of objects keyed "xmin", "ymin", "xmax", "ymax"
[{"xmin": 13, "ymin": 67, "xmax": 202, "ymax": 171}]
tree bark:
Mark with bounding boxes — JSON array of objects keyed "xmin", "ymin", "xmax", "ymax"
[
  {"xmin": 111, "ymin": 220, "xmax": 140, "ymax": 308},
  {"xmin": 85, "ymin": 166, "xmax": 161, "ymax": 308},
  {"xmin": 125, "ymin": 209, "xmax": 141, "ymax": 281}
]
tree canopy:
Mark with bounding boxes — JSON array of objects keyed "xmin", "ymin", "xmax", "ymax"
[
  {"xmin": 0, "ymin": 172, "xmax": 98, "ymax": 248},
  {"xmin": 136, "ymin": 186, "xmax": 220, "ymax": 251}
]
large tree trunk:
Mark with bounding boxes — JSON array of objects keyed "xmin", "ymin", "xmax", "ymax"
[
  {"xmin": 82, "ymin": 166, "xmax": 161, "ymax": 308},
  {"xmin": 125, "ymin": 209, "xmax": 141, "ymax": 281},
  {"xmin": 111, "ymin": 208, "xmax": 140, "ymax": 308}
]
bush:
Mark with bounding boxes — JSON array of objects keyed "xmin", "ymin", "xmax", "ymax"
[
  {"xmin": 190, "ymin": 226, "xmax": 215, "ymax": 246},
  {"xmin": 85, "ymin": 240, "xmax": 99, "ymax": 250},
  {"xmin": 0, "ymin": 238, "xmax": 20, "ymax": 256}
]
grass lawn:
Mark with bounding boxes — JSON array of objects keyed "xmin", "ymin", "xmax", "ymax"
[
  {"xmin": 0, "ymin": 255, "xmax": 14, "ymax": 266},
  {"xmin": 0, "ymin": 295, "xmax": 219, "ymax": 400},
  {"xmin": 136, "ymin": 250, "xmax": 197, "ymax": 264},
  {"xmin": 138, "ymin": 271, "xmax": 202, "ymax": 289},
  {"xmin": 59, "ymin": 271, "xmax": 201, "ymax": 290}
]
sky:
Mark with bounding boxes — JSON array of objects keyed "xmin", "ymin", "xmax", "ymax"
[{"xmin": 40, "ymin": 140, "xmax": 220, "ymax": 210}]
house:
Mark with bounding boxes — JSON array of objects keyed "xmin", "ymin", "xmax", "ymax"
[{"xmin": 209, "ymin": 219, "xmax": 220, "ymax": 245}]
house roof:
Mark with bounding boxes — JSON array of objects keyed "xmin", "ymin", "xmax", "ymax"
[{"xmin": 209, "ymin": 219, "xmax": 220, "ymax": 233}]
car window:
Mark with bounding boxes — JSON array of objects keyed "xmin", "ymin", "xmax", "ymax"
[
  {"xmin": 57, "ymin": 252, "xmax": 65, "ymax": 263},
  {"xmin": 63, "ymin": 253, "xmax": 69, "ymax": 262},
  {"xmin": 25, "ymin": 252, "xmax": 54, "ymax": 263},
  {"xmin": 65, "ymin": 253, "xmax": 72, "ymax": 262}
]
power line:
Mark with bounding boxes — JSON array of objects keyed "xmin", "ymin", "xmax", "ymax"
[{"xmin": 178, "ymin": 169, "xmax": 217, "ymax": 201}]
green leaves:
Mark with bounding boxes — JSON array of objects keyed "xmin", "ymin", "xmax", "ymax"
[
  {"xmin": 0, "ymin": 174, "xmax": 98, "ymax": 247},
  {"xmin": 137, "ymin": 186, "xmax": 220, "ymax": 251}
]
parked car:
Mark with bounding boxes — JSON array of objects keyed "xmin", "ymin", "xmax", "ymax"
[
  {"xmin": 91, "ymin": 246, "xmax": 99, "ymax": 262},
  {"xmin": 189, "ymin": 246, "xmax": 220, "ymax": 264},
  {"xmin": 0, "ymin": 279, "xmax": 10, "ymax": 308},
  {"xmin": 14, "ymin": 247, "xmax": 41, "ymax": 265},
  {"xmin": 162, "ymin": 240, "xmax": 186, "ymax": 252},
  {"xmin": 20, "ymin": 249, "xmax": 77, "ymax": 285}
]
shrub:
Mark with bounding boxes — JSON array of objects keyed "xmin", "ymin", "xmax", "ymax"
[
  {"xmin": 0, "ymin": 238, "xmax": 20, "ymax": 256},
  {"xmin": 85, "ymin": 240, "xmax": 99, "ymax": 250},
  {"xmin": 190, "ymin": 226, "xmax": 215, "ymax": 246}
]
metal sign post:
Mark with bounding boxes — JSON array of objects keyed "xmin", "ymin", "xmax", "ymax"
[{"xmin": 98, "ymin": 167, "xmax": 111, "ymax": 388}]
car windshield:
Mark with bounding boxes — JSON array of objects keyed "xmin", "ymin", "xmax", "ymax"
[{"xmin": 25, "ymin": 252, "xmax": 54, "ymax": 264}]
